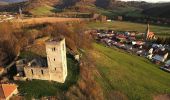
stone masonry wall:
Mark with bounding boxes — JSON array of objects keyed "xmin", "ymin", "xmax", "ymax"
[
  {"xmin": 24, "ymin": 67, "xmax": 50, "ymax": 81},
  {"xmin": 46, "ymin": 38, "xmax": 67, "ymax": 83},
  {"xmin": 24, "ymin": 38, "xmax": 67, "ymax": 83}
]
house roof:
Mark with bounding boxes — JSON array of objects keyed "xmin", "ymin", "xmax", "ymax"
[
  {"xmin": 0, "ymin": 84, "xmax": 18, "ymax": 99},
  {"xmin": 154, "ymin": 49, "xmax": 168, "ymax": 56},
  {"xmin": 136, "ymin": 41, "xmax": 145, "ymax": 45},
  {"xmin": 116, "ymin": 34, "xmax": 127, "ymax": 39},
  {"xmin": 165, "ymin": 60, "xmax": 170, "ymax": 66},
  {"xmin": 152, "ymin": 55, "xmax": 164, "ymax": 62},
  {"xmin": 129, "ymin": 36, "xmax": 136, "ymax": 40}
]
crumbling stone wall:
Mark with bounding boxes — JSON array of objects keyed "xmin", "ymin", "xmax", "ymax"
[{"xmin": 24, "ymin": 67, "xmax": 50, "ymax": 81}]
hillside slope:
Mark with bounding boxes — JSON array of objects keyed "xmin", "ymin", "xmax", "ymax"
[
  {"xmin": 91, "ymin": 43, "xmax": 170, "ymax": 100},
  {"xmin": 0, "ymin": 0, "xmax": 150, "ymax": 16},
  {"xmin": 143, "ymin": 3, "xmax": 170, "ymax": 18},
  {"xmin": 1, "ymin": 0, "xmax": 170, "ymax": 19}
]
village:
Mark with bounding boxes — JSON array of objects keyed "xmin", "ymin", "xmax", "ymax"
[
  {"xmin": 0, "ymin": 13, "xmax": 16, "ymax": 22},
  {"xmin": 0, "ymin": 18, "xmax": 170, "ymax": 99},
  {"xmin": 1, "ymin": 19, "xmax": 170, "ymax": 99},
  {"xmin": 2, "ymin": 0, "xmax": 170, "ymax": 99},
  {"xmin": 0, "ymin": 8, "xmax": 170, "ymax": 99},
  {"xmin": 91, "ymin": 23, "xmax": 170, "ymax": 72}
]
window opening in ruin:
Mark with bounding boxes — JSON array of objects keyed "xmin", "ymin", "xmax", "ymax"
[
  {"xmin": 41, "ymin": 70, "xmax": 44, "ymax": 75},
  {"xmin": 54, "ymin": 58, "xmax": 55, "ymax": 61},
  {"xmin": 52, "ymin": 47, "xmax": 56, "ymax": 51},
  {"xmin": 31, "ymin": 69, "xmax": 34, "ymax": 75}
]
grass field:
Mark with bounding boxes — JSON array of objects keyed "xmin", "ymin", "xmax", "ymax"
[
  {"xmin": 30, "ymin": 5, "xmax": 57, "ymax": 16},
  {"xmin": 16, "ymin": 54, "xmax": 79, "ymax": 99},
  {"xmin": 91, "ymin": 43, "xmax": 170, "ymax": 100},
  {"xmin": 87, "ymin": 21, "xmax": 170, "ymax": 37}
]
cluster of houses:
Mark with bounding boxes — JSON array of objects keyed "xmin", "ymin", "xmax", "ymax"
[
  {"xmin": 0, "ymin": 14, "xmax": 15, "ymax": 23},
  {"xmin": 91, "ymin": 24, "xmax": 170, "ymax": 72}
]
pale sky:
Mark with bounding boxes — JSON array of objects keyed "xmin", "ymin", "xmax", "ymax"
[{"xmin": 121, "ymin": 0, "xmax": 170, "ymax": 3}]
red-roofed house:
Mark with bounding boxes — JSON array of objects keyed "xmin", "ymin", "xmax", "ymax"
[
  {"xmin": 116, "ymin": 34, "xmax": 127, "ymax": 42},
  {"xmin": 136, "ymin": 41, "xmax": 145, "ymax": 46},
  {"xmin": 129, "ymin": 36, "xmax": 136, "ymax": 41},
  {"xmin": 0, "ymin": 83, "xmax": 18, "ymax": 100}
]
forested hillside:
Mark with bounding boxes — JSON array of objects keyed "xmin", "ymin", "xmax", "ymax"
[
  {"xmin": 143, "ymin": 3, "xmax": 170, "ymax": 18},
  {"xmin": 0, "ymin": 0, "xmax": 170, "ymax": 18}
]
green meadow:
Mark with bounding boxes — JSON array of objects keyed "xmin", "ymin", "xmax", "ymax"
[
  {"xmin": 30, "ymin": 5, "xmax": 58, "ymax": 16},
  {"xmin": 92, "ymin": 43, "xmax": 170, "ymax": 100}
]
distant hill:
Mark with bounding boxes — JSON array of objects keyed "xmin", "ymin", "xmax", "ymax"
[
  {"xmin": 0, "ymin": 0, "xmax": 149, "ymax": 13},
  {"xmin": 0, "ymin": 0, "xmax": 28, "ymax": 12},
  {"xmin": 0, "ymin": 1, "xmax": 27, "ymax": 12},
  {"xmin": 143, "ymin": 3, "xmax": 170, "ymax": 18},
  {"xmin": 0, "ymin": 1, "xmax": 8, "ymax": 5},
  {"xmin": 1, "ymin": 0, "xmax": 170, "ymax": 19}
]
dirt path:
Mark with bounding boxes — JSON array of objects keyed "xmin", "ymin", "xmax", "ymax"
[{"xmin": 18, "ymin": 17, "xmax": 90, "ymax": 25}]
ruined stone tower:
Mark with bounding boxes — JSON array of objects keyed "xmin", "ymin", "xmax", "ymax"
[
  {"xmin": 46, "ymin": 38, "xmax": 67, "ymax": 83},
  {"xmin": 24, "ymin": 38, "xmax": 67, "ymax": 83}
]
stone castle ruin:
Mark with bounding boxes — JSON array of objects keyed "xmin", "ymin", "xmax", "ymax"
[{"xmin": 24, "ymin": 38, "xmax": 67, "ymax": 83}]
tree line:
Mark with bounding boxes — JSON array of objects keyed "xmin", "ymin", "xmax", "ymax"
[{"xmin": 0, "ymin": 21, "xmax": 92, "ymax": 67}]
